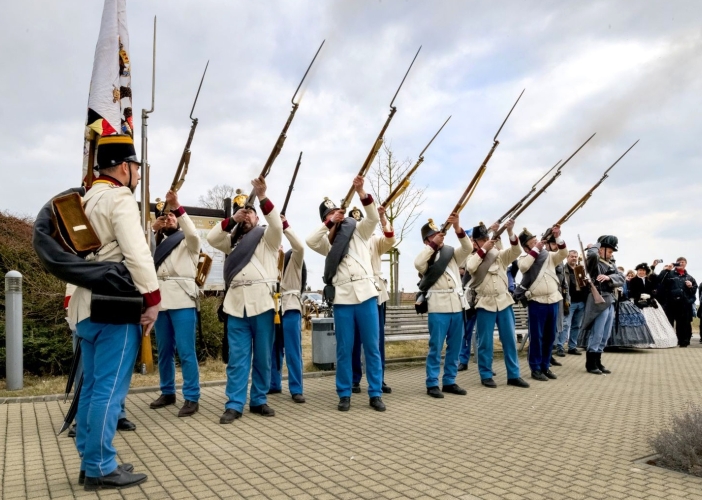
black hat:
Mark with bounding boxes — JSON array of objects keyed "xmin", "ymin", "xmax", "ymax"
[
  {"xmin": 519, "ymin": 227, "xmax": 536, "ymax": 247},
  {"xmin": 348, "ymin": 206, "xmax": 364, "ymax": 221},
  {"xmin": 319, "ymin": 197, "xmax": 338, "ymax": 222},
  {"xmin": 472, "ymin": 222, "xmax": 489, "ymax": 240},
  {"xmin": 96, "ymin": 135, "xmax": 140, "ymax": 169},
  {"xmin": 597, "ymin": 235, "xmax": 619, "ymax": 251},
  {"xmin": 635, "ymin": 262, "xmax": 650, "ymax": 273},
  {"xmin": 421, "ymin": 218, "xmax": 440, "ymax": 242}
]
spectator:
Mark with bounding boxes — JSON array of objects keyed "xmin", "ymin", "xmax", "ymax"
[
  {"xmin": 560, "ymin": 250, "xmax": 585, "ymax": 355},
  {"xmin": 657, "ymin": 257, "xmax": 697, "ymax": 347}
]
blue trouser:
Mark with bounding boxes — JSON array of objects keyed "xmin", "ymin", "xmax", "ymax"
[
  {"xmin": 334, "ymin": 298, "xmax": 382, "ymax": 398},
  {"xmin": 225, "ymin": 310, "xmax": 274, "ymax": 412},
  {"xmin": 475, "ymin": 306, "xmax": 521, "ymax": 380},
  {"xmin": 155, "ymin": 307, "xmax": 200, "ymax": 402},
  {"xmin": 270, "ymin": 310, "xmax": 304, "ymax": 395},
  {"xmin": 527, "ymin": 301, "xmax": 558, "ymax": 372},
  {"xmin": 558, "ymin": 301, "xmax": 585, "ymax": 350},
  {"xmin": 75, "ymin": 319, "xmax": 140, "ymax": 478},
  {"xmin": 72, "ymin": 331, "xmax": 127, "ymax": 421},
  {"xmin": 587, "ymin": 303, "xmax": 615, "ymax": 353},
  {"xmin": 426, "ymin": 312, "xmax": 463, "ymax": 388},
  {"xmin": 352, "ymin": 303, "xmax": 386, "ymax": 385},
  {"xmin": 459, "ymin": 313, "xmax": 477, "ymax": 365}
]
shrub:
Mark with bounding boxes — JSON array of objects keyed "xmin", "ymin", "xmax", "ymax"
[{"xmin": 649, "ymin": 403, "xmax": 702, "ymax": 477}]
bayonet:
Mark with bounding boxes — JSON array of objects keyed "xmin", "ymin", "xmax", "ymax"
[{"xmin": 281, "ymin": 152, "xmax": 303, "ymax": 216}]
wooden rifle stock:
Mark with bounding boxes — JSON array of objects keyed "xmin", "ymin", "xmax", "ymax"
[
  {"xmin": 246, "ymin": 41, "xmax": 325, "ymax": 208},
  {"xmin": 579, "ymin": 235, "xmax": 605, "ymax": 304},
  {"xmin": 281, "ymin": 152, "xmax": 303, "ymax": 216}
]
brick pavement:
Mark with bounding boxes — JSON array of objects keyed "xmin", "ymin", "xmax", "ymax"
[{"xmin": 2, "ymin": 343, "xmax": 702, "ymax": 499}]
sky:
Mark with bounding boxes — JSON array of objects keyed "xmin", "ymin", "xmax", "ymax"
[{"xmin": 2, "ymin": 1, "xmax": 701, "ymax": 292}]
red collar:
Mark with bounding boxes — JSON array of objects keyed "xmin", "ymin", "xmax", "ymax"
[{"xmin": 676, "ymin": 267, "xmax": 685, "ymax": 276}]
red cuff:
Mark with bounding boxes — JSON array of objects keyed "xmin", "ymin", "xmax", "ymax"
[
  {"xmin": 361, "ymin": 194, "xmax": 373, "ymax": 206},
  {"xmin": 510, "ymin": 236, "xmax": 518, "ymax": 246},
  {"xmin": 558, "ymin": 241, "xmax": 567, "ymax": 250},
  {"xmin": 221, "ymin": 218, "xmax": 235, "ymax": 231},
  {"xmin": 325, "ymin": 220, "xmax": 335, "ymax": 229},
  {"xmin": 428, "ymin": 240, "xmax": 439, "ymax": 251},
  {"xmin": 456, "ymin": 229, "xmax": 466, "ymax": 238},
  {"xmin": 64, "ymin": 296, "xmax": 71, "ymax": 309},
  {"xmin": 384, "ymin": 231, "xmax": 394, "ymax": 238},
  {"xmin": 142, "ymin": 290, "xmax": 161, "ymax": 308},
  {"xmin": 528, "ymin": 249, "xmax": 540, "ymax": 259},
  {"xmin": 477, "ymin": 248, "xmax": 486, "ymax": 259},
  {"xmin": 283, "ymin": 220, "xmax": 290, "ymax": 231},
  {"xmin": 171, "ymin": 206, "xmax": 186, "ymax": 217},
  {"xmin": 259, "ymin": 198, "xmax": 274, "ymax": 216}
]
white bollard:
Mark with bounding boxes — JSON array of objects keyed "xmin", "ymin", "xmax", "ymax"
[{"xmin": 5, "ymin": 270, "xmax": 23, "ymax": 390}]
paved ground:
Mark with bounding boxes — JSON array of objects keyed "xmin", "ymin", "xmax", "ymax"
[{"xmin": 2, "ymin": 343, "xmax": 702, "ymax": 500}]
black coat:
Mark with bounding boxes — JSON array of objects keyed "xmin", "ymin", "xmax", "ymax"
[
  {"xmin": 657, "ymin": 268, "xmax": 697, "ymax": 312},
  {"xmin": 627, "ymin": 276, "xmax": 657, "ymax": 308}
]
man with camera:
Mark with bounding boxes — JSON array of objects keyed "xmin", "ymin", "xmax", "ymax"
[{"xmin": 657, "ymin": 258, "xmax": 697, "ymax": 347}]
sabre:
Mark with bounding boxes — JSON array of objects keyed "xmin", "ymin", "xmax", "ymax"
[
  {"xmin": 382, "ymin": 115, "xmax": 451, "ymax": 208},
  {"xmin": 246, "ymin": 41, "xmax": 325, "ymax": 208}
]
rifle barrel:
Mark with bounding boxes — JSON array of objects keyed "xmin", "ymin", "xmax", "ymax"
[
  {"xmin": 281, "ymin": 152, "xmax": 303, "ymax": 215},
  {"xmin": 140, "ymin": 16, "xmax": 156, "ymax": 239},
  {"xmin": 496, "ymin": 159, "xmax": 562, "ymax": 224}
]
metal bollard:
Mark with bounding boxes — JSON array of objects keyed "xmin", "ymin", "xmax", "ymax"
[{"xmin": 5, "ymin": 271, "xmax": 23, "ymax": 390}]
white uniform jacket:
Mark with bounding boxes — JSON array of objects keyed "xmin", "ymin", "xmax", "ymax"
[
  {"xmin": 206, "ymin": 198, "xmax": 283, "ymax": 318},
  {"xmin": 465, "ymin": 236, "xmax": 521, "ymax": 313},
  {"xmin": 517, "ymin": 239, "xmax": 568, "ymax": 305},
  {"xmin": 68, "ymin": 177, "xmax": 161, "ymax": 325},
  {"xmin": 414, "ymin": 230, "xmax": 472, "ymax": 314},
  {"xmin": 281, "ymin": 224, "xmax": 304, "ymax": 314},
  {"xmin": 306, "ymin": 195, "xmax": 380, "ymax": 306},
  {"xmin": 369, "ymin": 223, "xmax": 396, "ymax": 306},
  {"xmin": 155, "ymin": 207, "xmax": 201, "ymax": 311}
]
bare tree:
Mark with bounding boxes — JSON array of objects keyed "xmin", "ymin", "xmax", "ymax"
[
  {"xmin": 198, "ymin": 184, "xmax": 236, "ymax": 210},
  {"xmin": 367, "ymin": 140, "xmax": 427, "ymax": 303}
]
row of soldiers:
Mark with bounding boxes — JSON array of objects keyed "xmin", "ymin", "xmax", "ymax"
[{"xmin": 58, "ymin": 134, "xmax": 623, "ymax": 491}]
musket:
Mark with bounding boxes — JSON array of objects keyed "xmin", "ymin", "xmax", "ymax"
[
  {"xmin": 546, "ymin": 140, "xmax": 639, "ymax": 232},
  {"xmin": 245, "ymin": 41, "xmax": 325, "ymax": 208},
  {"xmin": 138, "ymin": 17, "xmax": 157, "ymax": 376},
  {"xmin": 381, "ymin": 115, "xmax": 451, "ymax": 208},
  {"xmin": 281, "ymin": 152, "xmax": 303, "ymax": 216},
  {"xmin": 492, "ymin": 132, "xmax": 596, "ymax": 239},
  {"xmin": 495, "ymin": 159, "xmax": 561, "ymax": 224},
  {"xmin": 578, "ymin": 234, "xmax": 605, "ymax": 304},
  {"xmin": 140, "ymin": 16, "xmax": 156, "ymax": 239},
  {"xmin": 439, "ymin": 89, "xmax": 525, "ymax": 233},
  {"xmin": 339, "ymin": 46, "xmax": 422, "ymax": 211},
  {"xmin": 160, "ymin": 60, "xmax": 209, "ymax": 214}
]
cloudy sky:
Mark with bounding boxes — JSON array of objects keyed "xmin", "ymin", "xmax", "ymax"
[{"xmin": 2, "ymin": 1, "xmax": 701, "ymax": 291}]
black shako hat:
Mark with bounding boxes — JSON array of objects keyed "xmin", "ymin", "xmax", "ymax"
[
  {"xmin": 472, "ymin": 222, "xmax": 489, "ymax": 241},
  {"xmin": 421, "ymin": 219, "xmax": 440, "ymax": 242},
  {"xmin": 96, "ymin": 135, "xmax": 140, "ymax": 169},
  {"xmin": 635, "ymin": 262, "xmax": 650, "ymax": 273},
  {"xmin": 319, "ymin": 197, "xmax": 337, "ymax": 222},
  {"xmin": 348, "ymin": 206, "xmax": 364, "ymax": 221},
  {"xmin": 519, "ymin": 227, "xmax": 536, "ymax": 247},
  {"xmin": 597, "ymin": 235, "xmax": 619, "ymax": 251}
]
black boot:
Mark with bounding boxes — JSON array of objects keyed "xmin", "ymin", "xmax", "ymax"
[
  {"xmin": 596, "ymin": 353, "xmax": 611, "ymax": 374},
  {"xmin": 586, "ymin": 352, "xmax": 602, "ymax": 374}
]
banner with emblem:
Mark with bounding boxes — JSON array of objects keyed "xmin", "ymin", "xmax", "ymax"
[{"xmin": 82, "ymin": 0, "xmax": 133, "ymax": 186}]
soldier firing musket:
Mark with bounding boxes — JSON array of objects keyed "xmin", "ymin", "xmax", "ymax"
[
  {"xmin": 438, "ymin": 90, "xmax": 525, "ymax": 234},
  {"xmin": 328, "ymin": 46, "xmax": 421, "ymax": 243},
  {"xmin": 491, "ymin": 132, "xmax": 596, "ymax": 240},
  {"xmin": 381, "ymin": 115, "xmax": 451, "ymax": 208},
  {"xmin": 244, "ymin": 41, "xmax": 325, "ymax": 209}
]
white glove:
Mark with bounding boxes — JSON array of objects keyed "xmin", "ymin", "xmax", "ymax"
[{"xmin": 640, "ymin": 293, "xmax": 650, "ymax": 300}]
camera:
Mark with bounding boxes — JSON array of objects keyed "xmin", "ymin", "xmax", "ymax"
[{"xmin": 673, "ymin": 262, "xmax": 682, "ymax": 267}]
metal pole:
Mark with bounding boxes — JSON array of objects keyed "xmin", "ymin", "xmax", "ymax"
[{"xmin": 5, "ymin": 271, "xmax": 23, "ymax": 390}]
